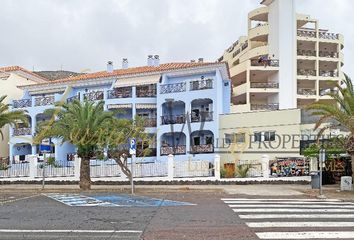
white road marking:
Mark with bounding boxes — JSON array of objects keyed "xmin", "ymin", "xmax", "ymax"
[
  {"xmin": 0, "ymin": 229, "xmax": 142, "ymax": 233},
  {"xmin": 228, "ymin": 204, "xmax": 354, "ymax": 208},
  {"xmin": 239, "ymin": 214, "xmax": 354, "ymax": 219},
  {"xmin": 224, "ymin": 200, "xmax": 354, "ymax": 205},
  {"xmin": 247, "ymin": 221, "xmax": 354, "ymax": 228},
  {"xmin": 233, "ymin": 208, "xmax": 354, "ymax": 213},
  {"xmin": 221, "ymin": 198, "xmax": 341, "ymax": 202},
  {"xmin": 256, "ymin": 231, "xmax": 354, "ymax": 239}
]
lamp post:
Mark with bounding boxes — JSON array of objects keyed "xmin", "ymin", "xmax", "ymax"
[{"xmin": 319, "ymin": 147, "xmax": 326, "ymax": 198}]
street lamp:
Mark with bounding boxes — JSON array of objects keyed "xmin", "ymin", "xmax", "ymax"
[{"xmin": 318, "ymin": 146, "xmax": 326, "ymax": 199}]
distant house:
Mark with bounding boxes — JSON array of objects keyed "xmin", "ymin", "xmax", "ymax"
[{"xmin": 0, "ymin": 66, "xmax": 48, "ymax": 160}]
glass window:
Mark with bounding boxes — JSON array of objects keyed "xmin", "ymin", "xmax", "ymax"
[
  {"xmin": 254, "ymin": 132, "xmax": 262, "ymax": 142},
  {"xmin": 235, "ymin": 133, "xmax": 245, "ymax": 143}
]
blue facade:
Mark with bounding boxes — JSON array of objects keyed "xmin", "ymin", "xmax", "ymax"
[{"xmin": 9, "ymin": 63, "xmax": 230, "ymax": 164}]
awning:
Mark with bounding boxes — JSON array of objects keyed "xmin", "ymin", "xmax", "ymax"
[
  {"xmin": 107, "ymin": 103, "xmax": 132, "ymax": 109},
  {"xmin": 135, "ymin": 103, "xmax": 157, "ymax": 109},
  {"xmin": 113, "ymin": 74, "xmax": 161, "ymax": 88}
]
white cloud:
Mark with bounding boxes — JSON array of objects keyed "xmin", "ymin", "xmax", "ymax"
[{"xmin": 0, "ymin": 0, "xmax": 352, "ymax": 78}]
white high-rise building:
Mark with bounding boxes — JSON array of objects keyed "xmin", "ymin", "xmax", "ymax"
[{"xmin": 219, "ymin": 0, "xmax": 344, "ymax": 113}]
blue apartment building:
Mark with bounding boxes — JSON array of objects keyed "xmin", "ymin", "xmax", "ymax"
[{"xmin": 9, "ymin": 56, "xmax": 230, "ymax": 164}]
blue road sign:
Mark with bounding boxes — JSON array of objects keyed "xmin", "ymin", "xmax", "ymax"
[{"xmin": 129, "ymin": 138, "xmax": 136, "ymax": 155}]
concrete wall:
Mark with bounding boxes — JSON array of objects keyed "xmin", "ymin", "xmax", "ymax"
[{"xmin": 219, "ymin": 109, "xmax": 302, "ymax": 165}]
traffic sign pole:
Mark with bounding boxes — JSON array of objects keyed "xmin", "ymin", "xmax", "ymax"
[
  {"xmin": 319, "ymin": 148, "xmax": 326, "ymax": 198},
  {"xmin": 129, "ymin": 138, "xmax": 136, "ymax": 195}
]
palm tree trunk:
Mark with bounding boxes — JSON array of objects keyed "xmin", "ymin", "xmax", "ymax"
[
  {"xmin": 79, "ymin": 157, "xmax": 91, "ymax": 190},
  {"xmin": 351, "ymin": 154, "xmax": 354, "ymax": 180}
]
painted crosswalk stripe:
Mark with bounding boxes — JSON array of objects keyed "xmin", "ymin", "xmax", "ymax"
[
  {"xmin": 224, "ymin": 200, "xmax": 353, "ymax": 205},
  {"xmin": 239, "ymin": 214, "xmax": 354, "ymax": 219},
  {"xmin": 0, "ymin": 229, "xmax": 142, "ymax": 233},
  {"xmin": 221, "ymin": 198, "xmax": 341, "ymax": 202},
  {"xmin": 233, "ymin": 208, "xmax": 354, "ymax": 213},
  {"xmin": 256, "ymin": 231, "xmax": 354, "ymax": 239},
  {"xmin": 246, "ymin": 222, "xmax": 354, "ymax": 228},
  {"xmin": 228, "ymin": 204, "xmax": 354, "ymax": 208}
]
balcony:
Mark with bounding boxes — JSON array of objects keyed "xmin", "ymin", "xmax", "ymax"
[
  {"xmin": 251, "ymin": 103, "xmax": 279, "ymax": 111},
  {"xmin": 136, "ymin": 85, "xmax": 157, "ymax": 97},
  {"xmin": 297, "ymin": 69, "xmax": 316, "ymax": 76},
  {"xmin": 297, "ymin": 50, "xmax": 316, "ymax": 57},
  {"xmin": 190, "ymin": 144, "xmax": 214, "ymax": 154},
  {"xmin": 161, "ymin": 115, "xmax": 186, "ymax": 125},
  {"xmin": 319, "ymin": 51, "xmax": 338, "ymax": 58},
  {"xmin": 107, "ymin": 87, "xmax": 132, "ymax": 99},
  {"xmin": 251, "ymin": 59, "xmax": 279, "ymax": 67},
  {"xmin": 250, "ymin": 82, "xmax": 279, "ymax": 89},
  {"xmin": 297, "ymin": 29, "xmax": 316, "ymax": 38},
  {"xmin": 319, "ymin": 32, "xmax": 339, "ymax": 40},
  {"xmin": 319, "ymin": 70, "xmax": 338, "ymax": 77},
  {"xmin": 84, "ymin": 91, "xmax": 104, "ymax": 101},
  {"xmin": 13, "ymin": 128, "xmax": 31, "ymax": 136},
  {"xmin": 190, "ymin": 79, "xmax": 213, "ymax": 91},
  {"xmin": 13, "ymin": 99, "xmax": 31, "ymax": 109},
  {"xmin": 160, "ymin": 145, "xmax": 186, "ymax": 155},
  {"xmin": 320, "ymin": 89, "xmax": 338, "ymax": 96},
  {"xmin": 191, "ymin": 111, "xmax": 213, "ymax": 122},
  {"xmin": 298, "ymin": 88, "xmax": 316, "ymax": 96},
  {"xmin": 143, "ymin": 118, "xmax": 157, "ymax": 128},
  {"xmin": 66, "ymin": 95, "xmax": 79, "ymax": 103},
  {"xmin": 160, "ymin": 82, "xmax": 186, "ymax": 94},
  {"xmin": 34, "ymin": 96, "xmax": 55, "ymax": 106}
]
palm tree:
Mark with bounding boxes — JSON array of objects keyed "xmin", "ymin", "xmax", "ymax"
[
  {"xmin": 35, "ymin": 100, "xmax": 114, "ymax": 190},
  {"xmin": 0, "ymin": 95, "xmax": 28, "ymax": 140},
  {"xmin": 306, "ymin": 75, "xmax": 354, "ymax": 178}
]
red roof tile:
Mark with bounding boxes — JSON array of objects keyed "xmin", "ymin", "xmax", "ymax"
[{"xmin": 0, "ymin": 66, "xmax": 49, "ymax": 82}]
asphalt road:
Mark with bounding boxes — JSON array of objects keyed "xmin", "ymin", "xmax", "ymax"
[
  {"xmin": 0, "ymin": 191, "xmax": 256, "ymax": 240},
  {"xmin": 2, "ymin": 191, "xmax": 354, "ymax": 240}
]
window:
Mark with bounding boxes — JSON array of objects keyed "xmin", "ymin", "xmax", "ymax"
[
  {"xmin": 205, "ymin": 136, "xmax": 213, "ymax": 145},
  {"xmin": 254, "ymin": 132, "xmax": 262, "ymax": 142},
  {"xmin": 235, "ymin": 133, "xmax": 245, "ymax": 143},
  {"xmin": 224, "ymin": 133, "xmax": 233, "ymax": 144},
  {"xmin": 264, "ymin": 131, "xmax": 276, "ymax": 141},
  {"xmin": 254, "ymin": 131, "xmax": 276, "ymax": 142}
]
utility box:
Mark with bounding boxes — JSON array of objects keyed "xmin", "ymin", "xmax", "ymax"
[
  {"xmin": 311, "ymin": 173, "xmax": 320, "ymax": 189},
  {"xmin": 341, "ymin": 176, "xmax": 352, "ymax": 191}
]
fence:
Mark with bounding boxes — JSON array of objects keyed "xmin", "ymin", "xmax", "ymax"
[
  {"xmin": 0, "ymin": 162, "xmax": 30, "ymax": 178},
  {"xmin": 37, "ymin": 161, "xmax": 75, "ymax": 178},
  {"xmin": 174, "ymin": 160, "xmax": 214, "ymax": 178}
]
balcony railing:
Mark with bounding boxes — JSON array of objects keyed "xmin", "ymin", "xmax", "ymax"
[
  {"xmin": 66, "ymin": 95, "xmax": 79, "ymax": 103},
  {"xmin": 298, "ymin": 88, "xmax": 316, "ymax": 96},
  {"xmin": 107, "ymin": 88, "xmax": 132, "ymax": 99},
  {"xmin": 297, "ymin": 50, "xmax": 316, "ymax": 57},
  {"xmin": 319, "ymin": 32, "xmax": 338, "ymax": 40},
  {"xmin": 143, "ymin": 118, "xmax": 157, "ymax": 128},
  {"xmin": 320, "ymin": 89, "xmax": 338, "ymax": 96},
  {"xmin": 250, "ymin": 82, "xmax": 279, "ymax": 88},
  {"xmin": 160, "ymin": 145, "xmax": 186, "ymax": 155},
  {"xmin": 190, "ymin": 144, "xmax": 214, "ymax": 154},
  {"xmin": 251, "ymin": 59, "xmax": 279, "ymax": 67},
  {"xmin": 34, "ymin": 96, "xmax": 55, "ymax": 106},
  {"xmin": 13, "ymin": 128, "xmax": 31, "ymax": 136},
  {"xmin": 161, "ymin": 115, "xmax": 186, "ymax": 125},
  {"xmin": 319, "ymin": 70, "xmax": 338, "ymax": 77},
  {"xmin": 84, "ymin": 91, "xmax": 104, "ymax": 101},
  {"xmin": 297, "ymin": 69, "xmax": 316, "ymax": 76},
  {"xmin": 297, "ymin": 29, "xmax": 316, "ymax": 38},
  {"xmin": 190, "ymin": 79, "xmax": 213, "ymax": 91},
  {"xmin": 136, "ymin": 88, "xmax": 157, "ymax": 98},
  {"xmin": 251, "ymin": 103, "xmax": 279, "ymax": 111},
  {"xmin": 13, "ymin": 99, "xmax": 31, "ymax": 109},
  {"xmin": 191, "ymin": 111, "xmax": 213, "ymax": 122},
  {"xmin": 160, "ymin": 82, "xmax": 186, "ymax": 94},
  {"xmin": 319, "ymin": 51, "xmax": 338, "ymax": 58}
]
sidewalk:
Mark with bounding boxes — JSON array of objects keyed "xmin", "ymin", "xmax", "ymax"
[{"xmin": 0, "ymin": 183, "xmax": 352, "ymax": 200}]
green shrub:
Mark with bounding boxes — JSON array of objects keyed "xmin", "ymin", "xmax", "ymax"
[
  {"xmin": 220, "ymin": 168, "xmax": 226, "ymax": 178},
  {"xmin": 235, "ymin": 164, "xmax": 252, "ymax": 178}
]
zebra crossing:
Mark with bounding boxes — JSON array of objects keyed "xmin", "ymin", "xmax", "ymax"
[{"xmin": 222, "ymin": 197, "xmax": 354, "ymax": 239}]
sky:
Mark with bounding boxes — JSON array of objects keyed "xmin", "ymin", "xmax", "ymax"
[{"xmin": 0, "ymin": 0, "xmax": 353, "ymax": 77}]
